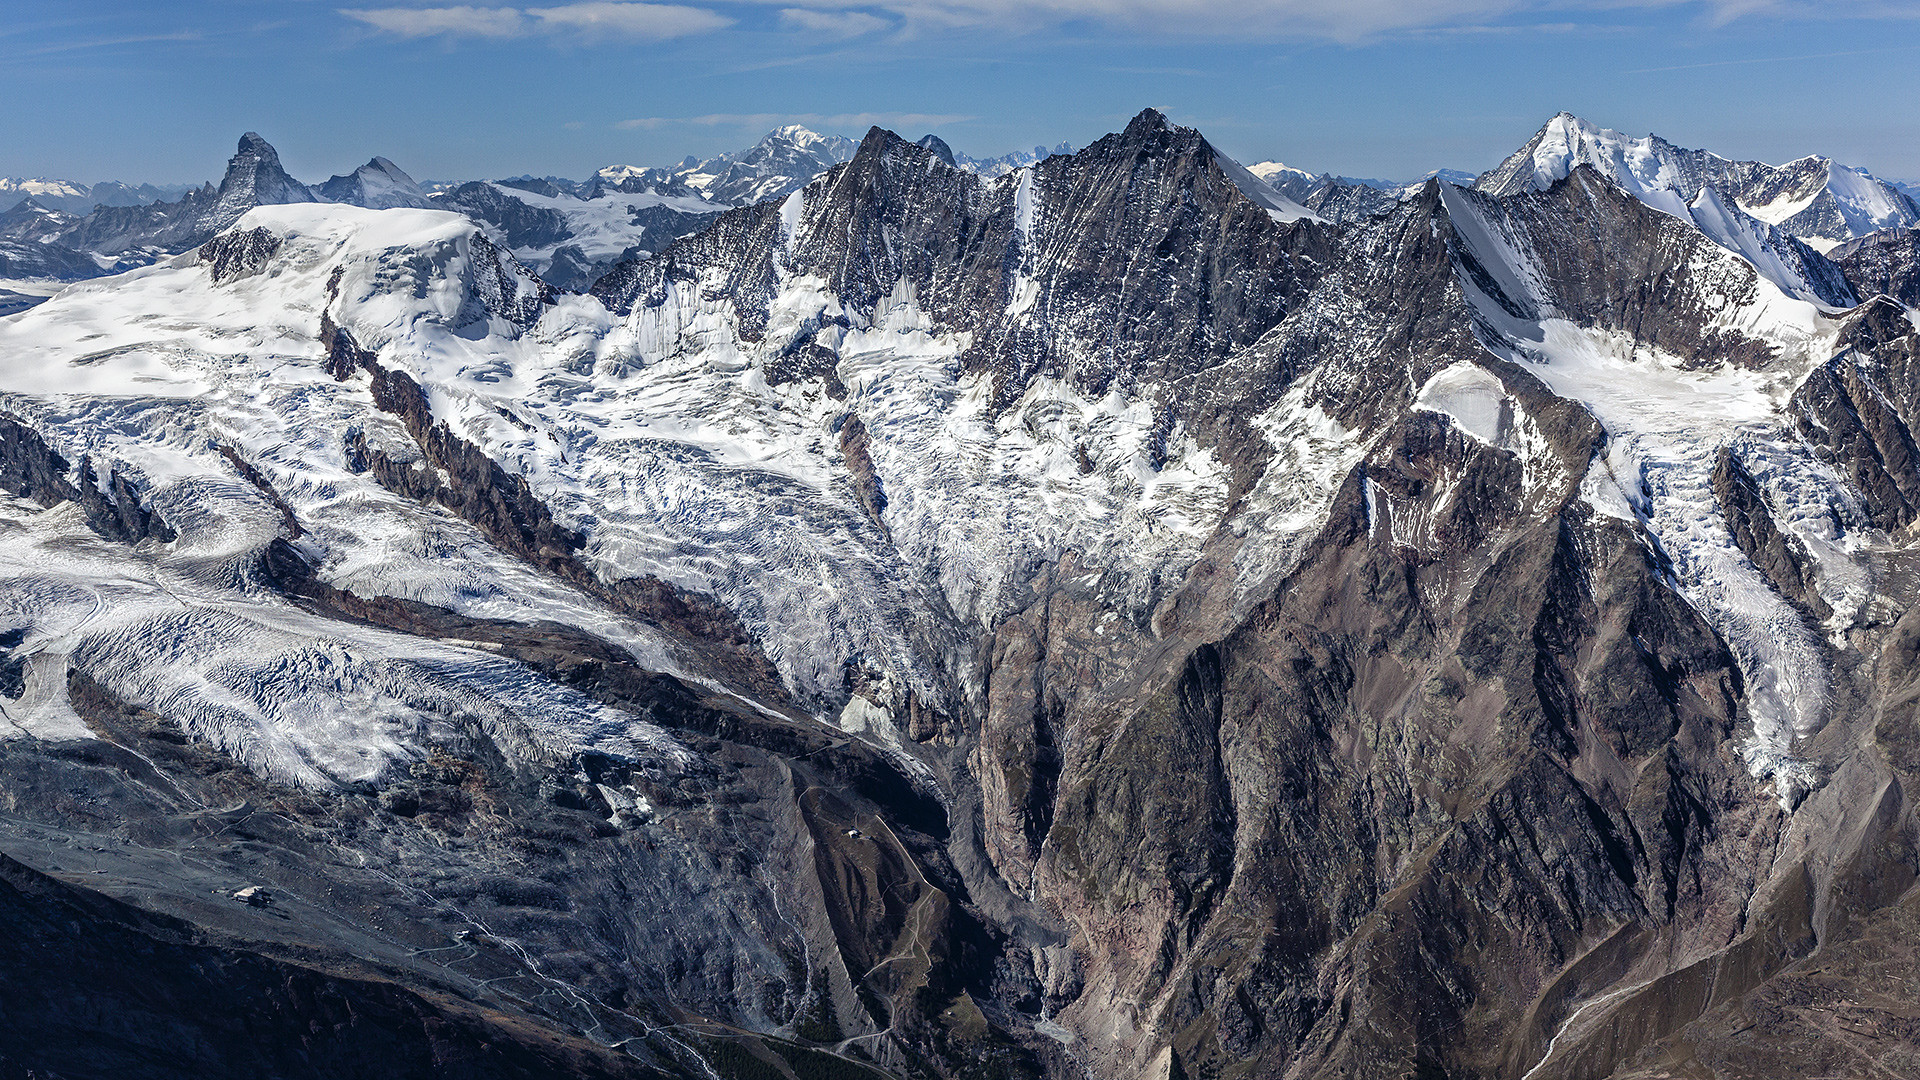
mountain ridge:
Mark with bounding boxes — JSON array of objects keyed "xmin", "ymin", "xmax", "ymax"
[{"xmin": 4, "ymin": 105, "xmax": 1920, "ymax": 1079}]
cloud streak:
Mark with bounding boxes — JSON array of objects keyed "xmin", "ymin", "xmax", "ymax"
[
  {"xmin": 341, "ymin": 2, "xmax": 733, "ymax": 40},
  {"xmin": 750, "ymin": 0, "xmax": 1920, "ymax": 42},
  {"xmin": 778, "ymin": 7, "xmax": 891, "ymax": 36},
  {"xmin": 17, "ymin": 31, "xmax": 204, "ymax": 57},
  {"xmin": 341, "ymin": 0, "xmax": 1920, "ymax": 45}
]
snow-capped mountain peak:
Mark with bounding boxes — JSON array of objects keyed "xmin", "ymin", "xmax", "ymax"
[
  {"xmin": 1247, "ymin": 160, "xmax": 1317, "ymax": 187},
  {"xmin": 914, "ymin": 133, "xmax": 957, "ymax": 167},
  {"xmin": 1477, "ymin": 111, "xmax": 1920, "ymax": 248},
  {"xmin": 207, "ymin": 131, "xmax": 315, "ymax": 231},
  {"xmin": 592, "ymin": 126, "xmax": 858, "ymax": 208},
  {"xmin": 317, "ymin": 155, "xmax": 433, "ymax": 209},
  {"xmin": 1480, "ymin": 112, "xmax": 1702, "ymax": 212},
  {"xmin": 763, "ymin": 123, "xmax": 845, "ymax": 154},
  {"xmin": 0, "ymin": 177, "xmax": 89, "ymax": 203}
]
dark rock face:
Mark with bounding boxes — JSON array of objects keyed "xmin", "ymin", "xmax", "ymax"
[
  {"xmin": 1445, "ymin": 170, "xmax": 1783, "ymax": 367},
  {"xmin": 0, "ymin": 414, "xmax": 175, "ymax": 542},
  {"xmin": 45, "ymin": 184, "xmax": 220, "ymax": 256},
  {"xmin": 0, "ymin": 240, "xmax": 103, "ymax": 281},
  {"xmin": 600, "ymin": 112, "xmax": 1333, "ymax": 407},
  {"xmin": 1300, "ymin": 177, "xmax": 1402, "ymax": 222},
  {"xmin": 9, "ymin": 107, "xmax": 1920, "ymax": 1080},
  {"xmin": 1789, "ymin": 298, "xmax": 1920, "ymax": 530},
  {"xmin": 1712, "ymin": 449, "xmax": 1833, "ymax": 622},
  {"xmin": 204, "ymin": 132, "xmax": 315, "ymax": 232},
  {"xmin": 0, "ymin": 198, "xmax": 145, "ymax": 279},
  {"xmin": 1835, "ymin": 224, "xmax": 1920, "ymax": 307},
  {"xmin": 0, "ymin": 290, "xmax": 48, "ymax": 316},
  {"xmin": 198, "ymin": 226, "xmax": 282, "ymax": 284},
  {"xmin": 465, "ymin": 231, "xmax": 555, "ymax": 326},
  {"xmin": 438, "ymin": 182, "xmax": 574, "ymax": 251}
]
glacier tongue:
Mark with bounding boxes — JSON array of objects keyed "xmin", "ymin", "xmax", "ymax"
[
  {"xmin": 0, "ymin": 489, "xmax": 689, "ymax": 790},
  {"xmin": 1443, "ymin": 182, "xmax": 1860, "ymax": 796}
]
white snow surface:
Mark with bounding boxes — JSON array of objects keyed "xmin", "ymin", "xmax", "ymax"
[
  {"xmin": 1247, "ymin": 161, "xmax": 1315, "ymax": 188},
  {"xmin": 1414, "ymin": 362, "xmax": 1509, "ymax": 445},
  {"xmin": 0, "ymin": 494, "xmax": 689, "ymax": 787},
  {"xmin": 1818, "ymin": 161, "xmax": 1916, "ymax": 236},
  {"xmin": 325, "ymin": 157, "xmax": 435, "ymax": 210},
  {"xmin": 1684, "ymin": 185, "xmax": 1845, "ymax": 307},
  {"xmin": 0, "ymin": 201, "xmax": 1274, "ymax": 779},
  {"xmin": 0, "ymin": 204, "xmax": 698, "ymax": 787},
  {"xmin": 0, "ymin": 178, "xmax": 89, "ymax": 201},
  {"xmin": 1514, "ymin": 114, "xmax": 1699, "ymax": 208},
  {"xmin": 464, "ymin": 182, "xmax": 724, "ymax": 266}
]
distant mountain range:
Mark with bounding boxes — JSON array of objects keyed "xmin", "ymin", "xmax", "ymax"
[
  {"xmin": 0, "ymin": 176, "xmax": 199, "ymax": 215},
  {"xmin": 1, "ymin": 128, "xmax": 1081, "ymax": 294},
  {"xmin": 7, "ymin": 114, "xmax": 1917, "ymax": 312}
]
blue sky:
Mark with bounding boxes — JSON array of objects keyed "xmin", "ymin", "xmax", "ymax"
[{"xmin": 5, "ymin": 0, "xmax": 1920, "ymax": 186}]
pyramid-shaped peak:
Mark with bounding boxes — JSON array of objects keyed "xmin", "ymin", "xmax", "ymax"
[
  {"xmin": 856, "ymin": 125, "xmax": 910, "ymax": 151},
  {"xmin": 1124, "ymin": 108, "xmax": 1175, "ymax": 136},
  {"xmin": 235, "ymin": 132, "xmax": 278, "ymax": 157},
  {"xmin": 358, "ymin": 156, "xmax": 421, "ymax": 186},
  {"xmin": 317, "ymin": 155, "xmax": 429, "ymax": 209},
  {"xmin": 206, "ymin": 131, "xmax": 314, "ymax": 230},
  {"xmin": 223, "ymin": 132, "xmax": 294, "ymax": 177},
  {"xmin": 915, "ymin": 134, "xmax": 956, "ymax": 167}
]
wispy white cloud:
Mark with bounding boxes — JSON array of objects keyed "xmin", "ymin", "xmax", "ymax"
[
  {"xmin": 341, "ymin": 0, "xmax": 1920, "ymax": 44},
  {"xmin": 778, "ymin": 7, "xmax": 890, "ymax": 36},
  {"xmin": 615, "ymin": 110, "xmax": 973, "ymax": 131},
  {"xmin": 530, "ymin": 1, "xmax": 735, "ymax": 36},
  {"xmin": 341, "ymin": 5, "xmax": 526, "ymax": 37},
  {"xmin": 738, "ymin": 0, "xmax": 1522, "ymax": 41},
  {"xmin": 340, "ymin": 2, "xmax": 732, "ymax": 40},
  {"xmin": 17, "ymin": 31, "xmax": 203, "ymax": 56},
  {"xmin": 745, "ymin": 0, "xmax": 1920, "ymax": 41},
  {"xmin": 1695, "ymin": 0, "xmax": 1920, "ymax": 20}
]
